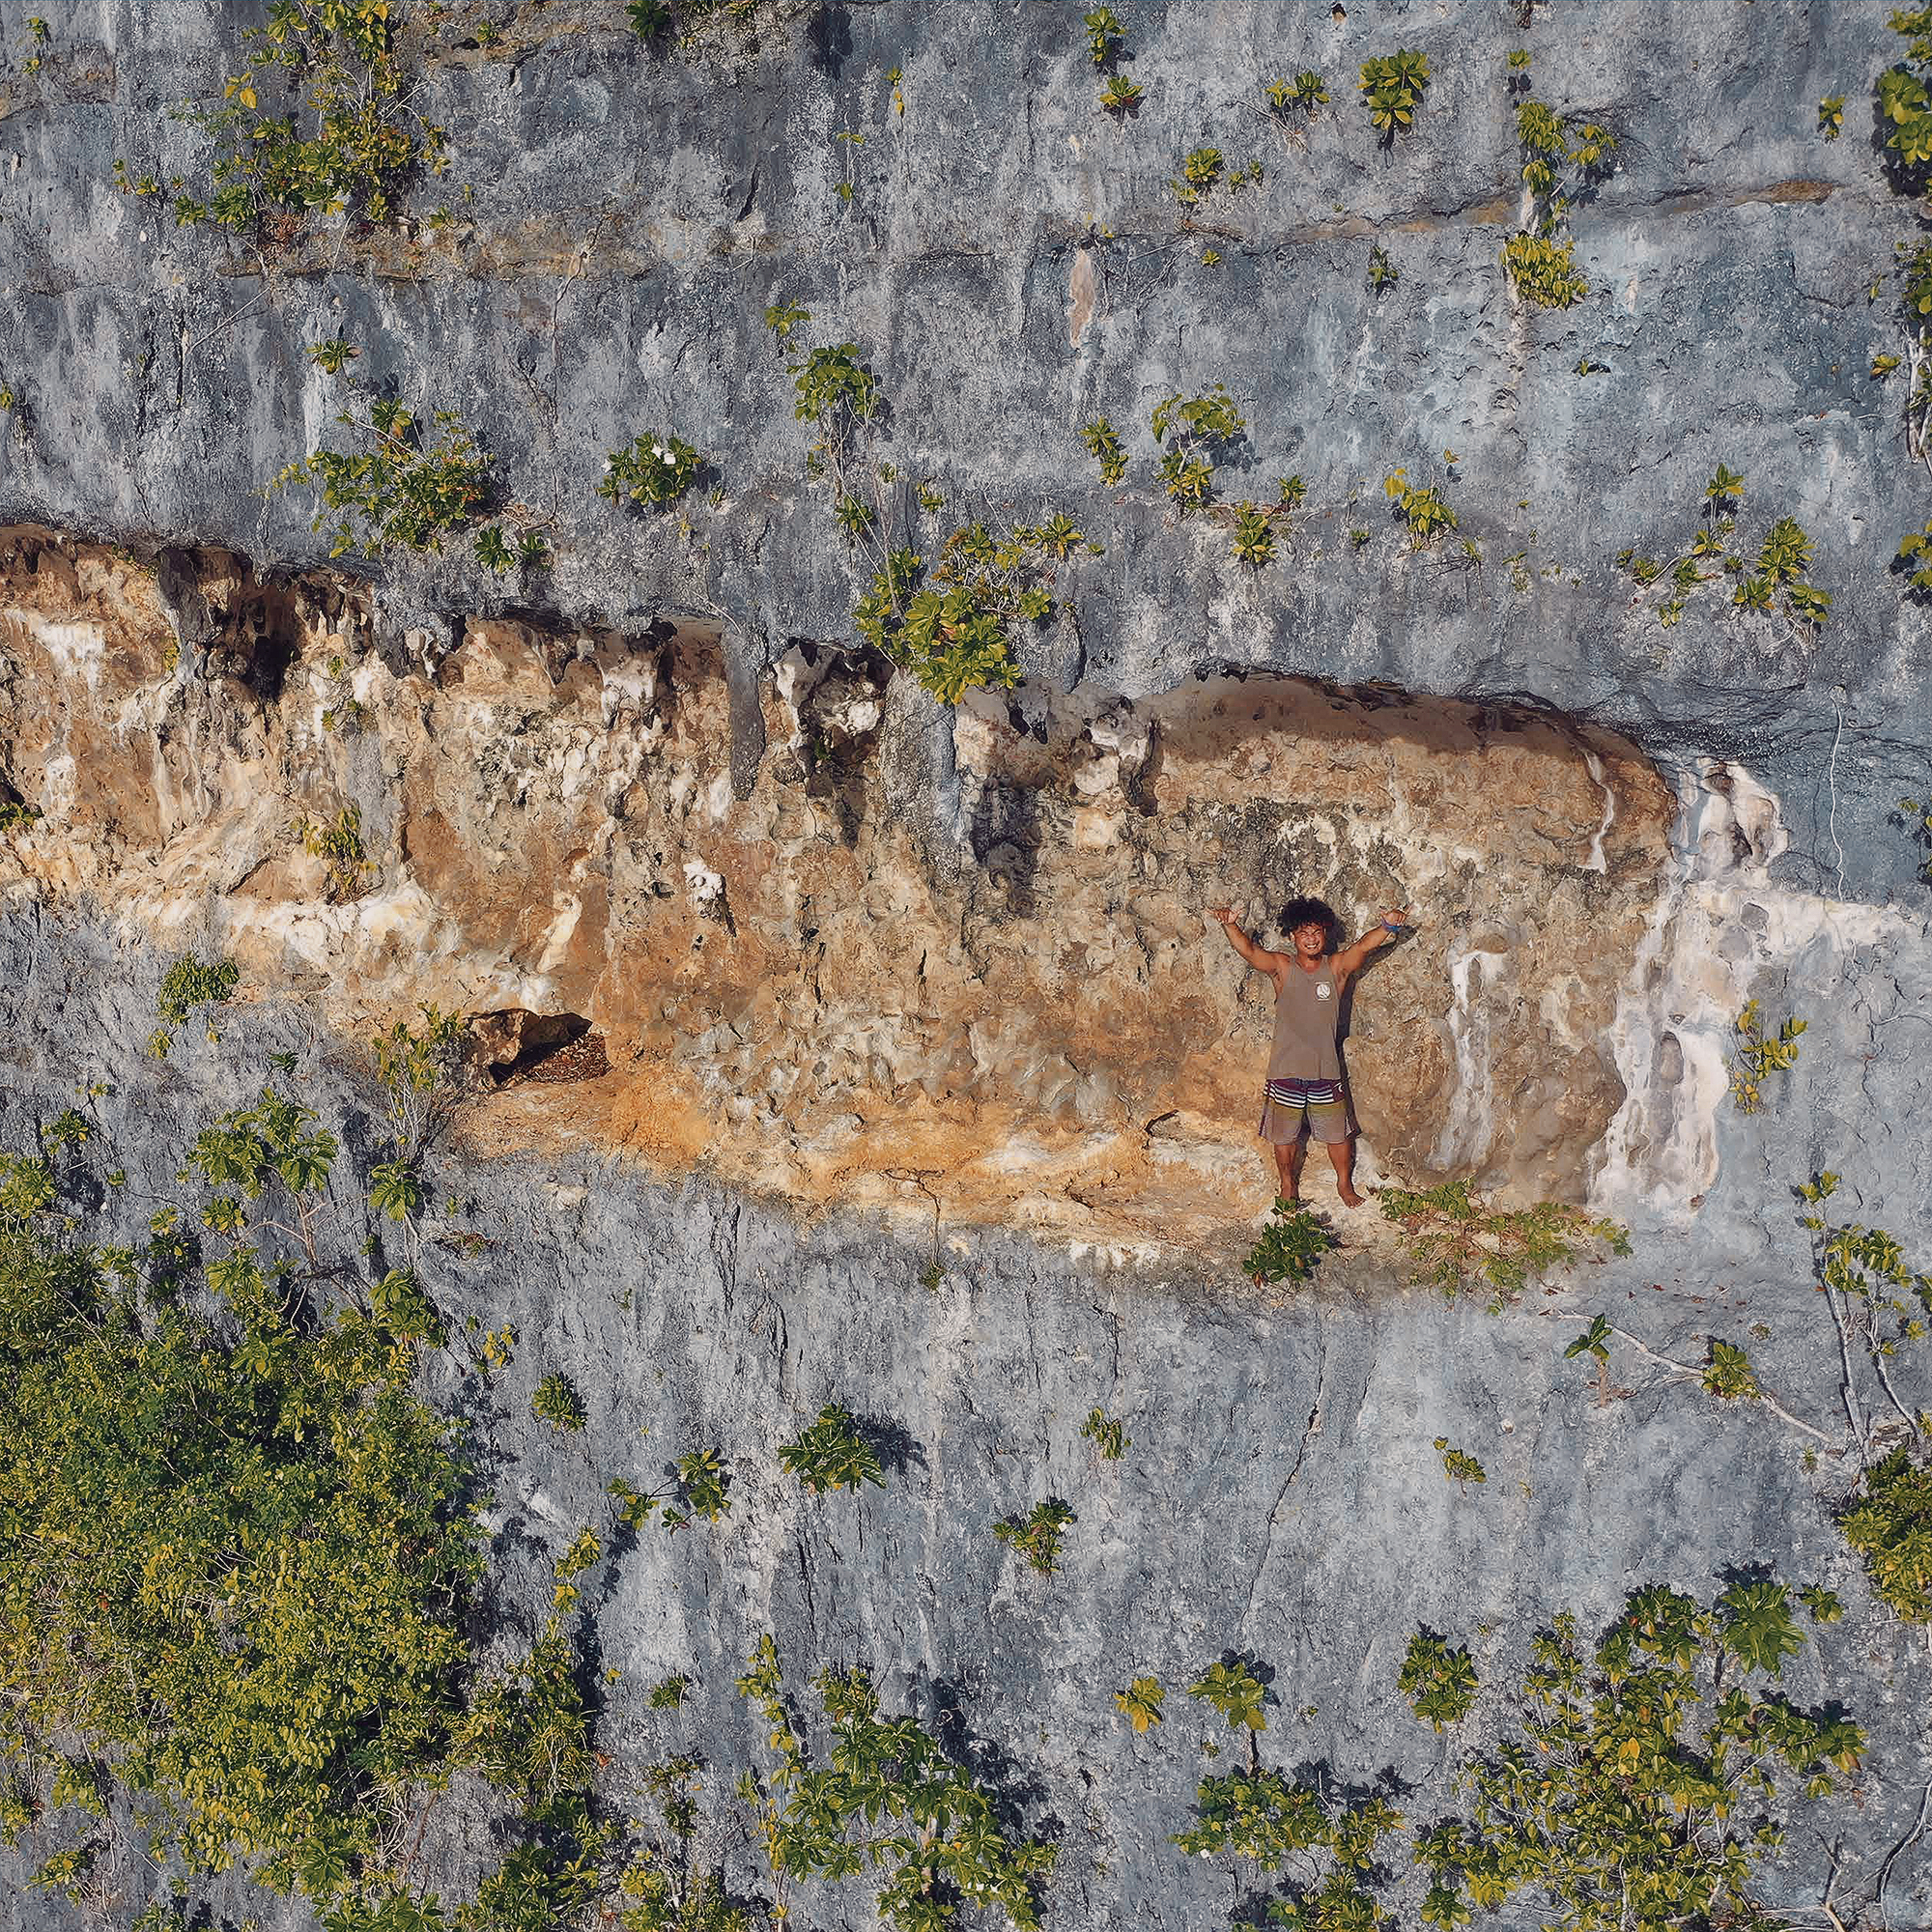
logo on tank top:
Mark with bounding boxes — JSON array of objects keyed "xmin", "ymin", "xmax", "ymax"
[{"xmin": 1316, "ymin": 982, "xmax": 1332, "ymax": 1000}]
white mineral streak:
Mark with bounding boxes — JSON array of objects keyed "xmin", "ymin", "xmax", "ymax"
[
  {"xmin": 1590, "ymin": 760, "xmax": 1913, "ymax": 1215},
  {"xmin": 683, "ymin": 859, "xmax": 725, "ymax": 904},
  {"xmin": 1431, "ymin": 940, "xmax": 1509, "ymax": 1172},
  {"xmin": 1582, "ymin": 745, "xmax": 1617, "ymax": 874},
  {"xmin": 10, "ymin": 611, "xmax": 105, "ymax": 691}
]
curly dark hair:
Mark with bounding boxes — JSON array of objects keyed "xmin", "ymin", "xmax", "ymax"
[{"xmin": 1279, "ymin": 896, "xmax": 1342, "ymax": 948}]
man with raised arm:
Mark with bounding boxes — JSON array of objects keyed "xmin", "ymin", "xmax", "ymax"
[{"xmin": 1208, "ymin": 896, "xmax": 1407, "ymax": 1209}]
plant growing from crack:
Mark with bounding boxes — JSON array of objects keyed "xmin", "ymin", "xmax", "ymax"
[
  {"xmin": 149, "ymin": 953, "xmax": 240, "ymax": 1059},
  {"xmin": 778, "ymin": 1402, "xmax": 885, "ymax": 1493},
  {"xmin": 1151, "ymin": 384, "xmax": 1245, "ymax": 512},
  {"xmin": 1378, "ymin": 1181, "xmax": 1631, "ymax": 1310},
  {"xmin": 1081, "ymin": 415, "xmax": 1128, "ymax": 484},
  {"xmin": 1366, "ymin": 242, "xmax": 1399, "ymax": 296},
  {"xmin": 1383, "ymin": 462, "xmax": 1460, "ymax": 548},
  {"xmin": 995, "ymin": 1498, "xmax": 1077, "ymax": 1575},
  {"xmin": 1728, "ymin": 998, "xmax": 1805, "ymax": 1112},
  {"xmin": 1434, "ymin": 1438, "xmax": 1487, "ymax": 1490},
  {"xmin": 1899, "ymin": 795, "xmax": 1932, "ymax": 878},
  {"xmin": 292, "ymin": 802, "xmax": 369, "ymax": 902},
  {"xmin": 1082, "ymin": 8, "xmax": 1123, "ymax": 65},
  {"xmin": 1617, "ymin": 464, "xmax": 1832, "ymax": 637},
  {"xmin": 1243, "ymin": 1196, "xmax": 1336, "ymax": 1287},
  {"xmin": 155, "ymin": 0, "xmax": 447, "ymax": 233},
  {"xmin": 533, "ymin": 1371, "xmax": 586, "ymax": 1433},
  {"xmin": 1081, "ymin": 1406, "xmax": 1129, "ymax": 1460},
  {"xmin": 1359, "ymin": 49, "xmax": 1430, "ymax": 140},
  {"xmin": 734, "ymin": 1636, "xmax": 1055, "ymax": 1929},
  {"xmin": 1097, "ymin": 71, "xmax": 1143, "ymax": 117},
  {"xmin": 1501, "ymin": 53, "xmax": 1616, "ymax": 310},
  {"xmin": 1169, "ymin": 145, "xmax": 1263, "ymax": 211},
  {"xmin": 1399, "ymin": 1631, "xmax": 1477, "ymax": 1730},
  {"xmin": 1116, "ymin": 1675, "xmax": 1164, "ymax": 1731},
  {"xmin": 601, "ymin": 433, "xmax": 704, "ymax": 510}
]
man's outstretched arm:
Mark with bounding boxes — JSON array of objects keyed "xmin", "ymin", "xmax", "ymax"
[
  {"xmin": 1208, "ymin": 906, "xmax": 1286, "ymax": 980},
  {"xmin": 1333, "ymin": 907, "xmax": 1410, "ymax": 983}
]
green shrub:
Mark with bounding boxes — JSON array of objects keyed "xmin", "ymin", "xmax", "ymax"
[
  {"xmin": 1842, "ymin": 1448, "xmax": 1932, "ymax": 1621},
  {"xmin": 1701, "ymin": 1339, "xmax": 1762, "ymax": 1402},
  {"xmin": 1115, "ymin": 1675, "xmax": 1164, "ymax": 1731},
  {"xmin": 1728, "ymin": 999, "xmax": 1804, "ymax": 1112},
  {"xmin": 778, "ymin": 1403, "xmax": 884, "ymax": 1493},
  {"xmin": 1081, "ymin": 415, "xmax": 1127, "ymax": 483},
  {"xmin": 1501, "ymin": 88, "xmax": 1616, "ymax": 310},
  {"xmin": 1383, "ymin": 466, "xmax": 1458, "ymax": 546},
  {"xmin": 151, "ymin": 952, "xmax": 239, "ymax": 1057},
  {"xmin": 1082, "ymin": 7, "xmax": 1123, "ymax": 64},
  {"xmin": 1434, "ymin": 1437, "xmax": 1487, "ymax": 1490},
  {"xmin": 1399, "ymin": 1632, "xmax": 1477, "ymax": 1730},
  {"xmin": 1242, "ymin": 1198, "xmax": 1337, "ymax": 1287},
  {"xmin": 1378, "ymin": 1181, "xmax": 1631, "ymax": 1309},
  {"xmin": 735, "ymin": 1636, "xmax": 1055, "ymax": 1929},
  {"xmin": 995, "ymin": 1499, "xmax": 1076, "ymax": 1576},
  {"xmin": 1359, "ymin": 49, "xmax": 1430, "ymax": 137},
  {"xmin": 269, "ymin": 386, "xmax": 492, "ymax": 560},
  {"xmin": 1879, "ymin": 9, "xmax": 1932, "ymax": 183},
  {"xmin": 1265, "ymin": 71, "xmax": 1329, "ymax": 117},
  {"xmin": 1081, "ymin": 1406, "xmax": 1129, "ymax": 1460},
  {"xmin": 1188, "ymin": 1658, "xmax": 1267, "ymax": 1733},
  {"xmin": 1098, "ymin": 71, "xmax": 1143, "ymax": 116},
  {"xmin": 532, "ymin": 1371, "xmax": 586, "ymax": 1433},
  {"xmin": 293, "ymin": 803, "xmax": 368, "ymax": 901},
  {"xmin": 669, "ymin": 1447, "xmax": 731, "ymax": 1524},
  {"xmin": 158, "ymin": 0, "xmax": 446, "ymax": 231},
  {"xmin": 647, "ymin": 1673, "xmax": 691, "ymax": 1711},
  {"xmin": 600, "ymin": 433, "xmax": 703, "ymax": 509}
]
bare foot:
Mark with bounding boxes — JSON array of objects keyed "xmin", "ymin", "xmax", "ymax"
[{"xmin": 1337, "ymin": 1185, "xmax": 1366, "ymax": 1208}]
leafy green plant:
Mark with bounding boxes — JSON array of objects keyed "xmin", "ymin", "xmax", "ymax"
[
  {"xmin": 1082, "ymin": 7, "xmax": 1123, "ymax": 64},
  {"xmin": 1900, "ymin": 795, "xmax": 1932, "ymax": 878},
  {"xmin": 1265, "ymin": 71, "xmax": 1329, "ymax": 118},
  {"xmin": 1081, "ymin": 1406, "xmax": 1129, "ymax": 1460},
  {"xmin": 778, "ymin": 1402, "xmax": 884, "ymax": 1493},
  {"xmin": 532, "ymin": 1371, "xmax": 586, "ymax": 1433},
  {"xmin": 1503, "ymin": 88, "xmax": 1616, "ymax": 310},
  {"xmin": 1410, "ymin": 1582, "xmax": 1863, "ymax": 1930},
  {"xmin": 669, "ymin": 1447, "xmax": 731, "ymax": 1525},
  {"xmin": 1383, "ymin": 466, "xmax": 1459, "ymax": 547},
  {"xmin": 995, "ymin": 1498, "xmax": 1076, "ymax": 1576},
  {"xmin": 1378, "ymin": 1182, "xmax": 1631, "ymax": 1308},
  {"xmin": 157, "ymin": 0, "xmax": 446, "ymax": 231},
  {"xmin": 1563, "ymin": 1313, "xmax": 1612, "ymax": 1365},
  {"xmin": 601, "ymin": 433, "xmax": 703, "ymax": 510},
  {"xmin": 269, "ymin": 369, "xmax": 492, "ymax": 559},
  {"xmin": 1150, "ymin": 383, "xmax": 1245, "ymax": 513},
  {"xmin": 1728, "ymin": 998, "xmax": 1806, "ymax": 1112},
  {"xmin": 1818, "ymin": 92, "xmax": 1845, "ymax": 139},
  {"xmin": 647, "ymin": 1673, "xmax": 691, "ymax": 1711},
  {"xmin": 735, "ymin": 1637, "xmax": 1055, "ymax": 1929},
  {"xmin": 1359, "ymin": 49, "xmax": 1430, "ymax": 139},
  {"xmin": 0, "ymin": 800, "xmax": 39, "ymax": 836},
  {"xmin": 293, "ymin": 802, "xmax": 368, "ymax": 901},
  {"xmin": 1367, "ymin": 242, "xmax": 1399, "ymax": 295},
  {"xmin": 1171, "ymin": 144, "xmax": 1224, "ymax": 205},
  {"xmin": 1116, "ymin": 1675, "xmax": 1164, "ymax": 1732},
  {"xmin": 1843, "ymin": 1447, "xmax": 1932, "ymax": 1621},
  {"xmin": 149, "ymin": 952, "xmax": 240, "ymax": 1058},
  {"xmin": 1434, "ymin": 1437, "xmax": 1487, "ymax": 1490},
  {"xmin": 1188, "ymin": 1658, "xmax": 1267, "ymax": 1734},
  {"xmin": 1878, "ymin": 8, "xmax": 1932, "ymax": 185},
  {"xmin": 1242, "ymin": 1197, "xmax": 1337, "ymax": 1287},
  {"xmin": 1081, "ymin": 415, "xmax": 1128, "ymax": 484},
  {"xmin": 1619, "ymin": 465, "xmax": 1832, "ymax": 634},
  {"xmin": 763, "ymin": 299, "xmax": 810, "ymax": 345},
  {"xmin": 1097, "ymin": 71, "xmax": 1143, "ymax": 116},
  {"xmin": 1399, "ymin": 1631, "xmax": 1477, "ymax": 1730},
  {"xmin": 1702, "ymin": 1340, "xmax": 1763, "ymax": 1402},
  {"xmin": 792, "ymin": 341, "xmax": 881, "ymax": 428}
]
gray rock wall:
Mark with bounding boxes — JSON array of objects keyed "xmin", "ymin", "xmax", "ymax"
[{"xmin": 2, "ymin": 1, "xmax": 1930, "ymax": 890}]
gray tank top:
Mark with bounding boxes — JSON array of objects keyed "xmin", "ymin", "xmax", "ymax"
[{"xmin": 1265, "ymin": 960, "xmax": 1342, "ymax": 1081}]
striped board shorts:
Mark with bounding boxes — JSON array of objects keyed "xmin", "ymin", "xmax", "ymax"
[{"xmin": 1260, "ymin": 1076, "xmax": 1350, "ymax": 1146}]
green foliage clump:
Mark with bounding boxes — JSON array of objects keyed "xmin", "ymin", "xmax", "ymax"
[
  {"xmin": 1378, "ymin": 1181, "xmax": 1630, "ymax": 1309},
  {"xmin": 1174, "ymin": 1767, "xmax": 1401, "ymax": 1928},
  {"xmin": 1367, "ymin": 242, "xmax": 1399, "ymax": 295},
  {"xmin": 1081, "ymin": 1406, "xmax": 1129, "ymax": 1460},
  {"xmin": 1701, "ymin": 1340, "xmax": 1763, "ymax": 1402},
  {"xmin": 601, "ymin": 433, "xmax": 704, "ymax": 510},
  {"xmin": 1170, "ymin": 144, "xmax": 1224, "ymax": 205},
  {"xmin": 1901, "ymin": 794, "xmax": 1932, "ymax": 877},
  {"xmin": 1188, "ymin": 1658, "xmax": 1268, "ymax": 1733},
  {"xmin": 735, "ymin": 1636, "xmax": 1056, "ymax": 1930},
  {"xmin": 669, "ymin": 1448, "xmax": 731, "ymax": 1525},
  {"xmin": 1843, "ymin": 1447, "xmax": 1932, "ymax": 1621},
  {"xmin": 1098, "ymin": 71, "xmax": 1144, "ymax": 116},
  {"xmin": 1818, "ymin": 92, "xmax": 1845, "ymax": 139},
  {"xmin": 1728, "ymin": 998, "xmax": 1804, "ymax": 1112},
  {"xmin": 1502, "ymin": 85, "xmax": 1616, "ymax": 310},
  {"xmin": 150, "ymin": 952, "xmax": 240, "ymax": 1058},
  {"xmin": 1878, "ymin": 8, "xmax": 1932, "ymax": 182},
  {"xmin": 293, "ymin": 802, "xmax": 368, "ymax": 901},
  {"xmin": 269, "ymin": 381, "xmax": 493, "ymax": 560},
  {"xmin": 532, "ymin": 1370, "xmax": 587, "ymax": 1433},
  {"xmin": 158, "ymin": 0, "xmax": 446, "ymax": 232},
  {"xmin": 1242, "ymin": 1197, "xmax": 1337, "ymax": 1287},
  {"xmin": 1359, "ymin": 49, "xmax": 1430, "ymax": 138},
  {"xmin": 0, "ymin": 800, "xmax": 42, "ymax": 836},
  {"xmin": 1229, "ymin": 482, "xmax": 1303, "ymax": 569},
  {"xmin": 1116, "ymin": 1674, "xmax": 1164, "ymax": 1731},
  {"xmin": 791, "ymin": 341, "xmax": 881, "ymax": 428},
  {"xmin": 995, "ymin": 1498, "xmax": 1077, "ymax": 1576},
  {"xmin": 1400, "ymin": 1631, "xmax": 1477, "ymax": 1730},
  {"xmin": 647, "ymin": 1673, "xmax": 691, "ymax": 1711},
  {"xmin": 1081, "ymin": 414, "xmax": 1128, "ymax": 484},
  {"xmin": 1151, "ymin": 383, "xmax": 1246, "ymax": 512},
  {"xmin": 1265, "ymin": 71, "xmax": 1329, "ymax": 118},
  {"xmin": 1383, "ymin": 466, "xmax": 1458, "ymax": 547},
  {"xmin": 1081, "ymin": 7, "xmax": 1122, "ymax": 64},
  {"xmin": 1434, "ymin": 1437, "xmax": 1487, "ymax": 1490},
  {"xmin": 0, "ymin": 1122, "xmax": 482, "ymax": 1901},
  {"xmin": 778, "ymin": 1402, "xmax": 884, "ymax": 1493},
  {"xmin": 1618, "ymin": 464, "xmax": 1831, "ymax": 633},
  {"xmin": 1411, "ymin": 1583, "xmax": 1863, "ymax": 1931}
]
